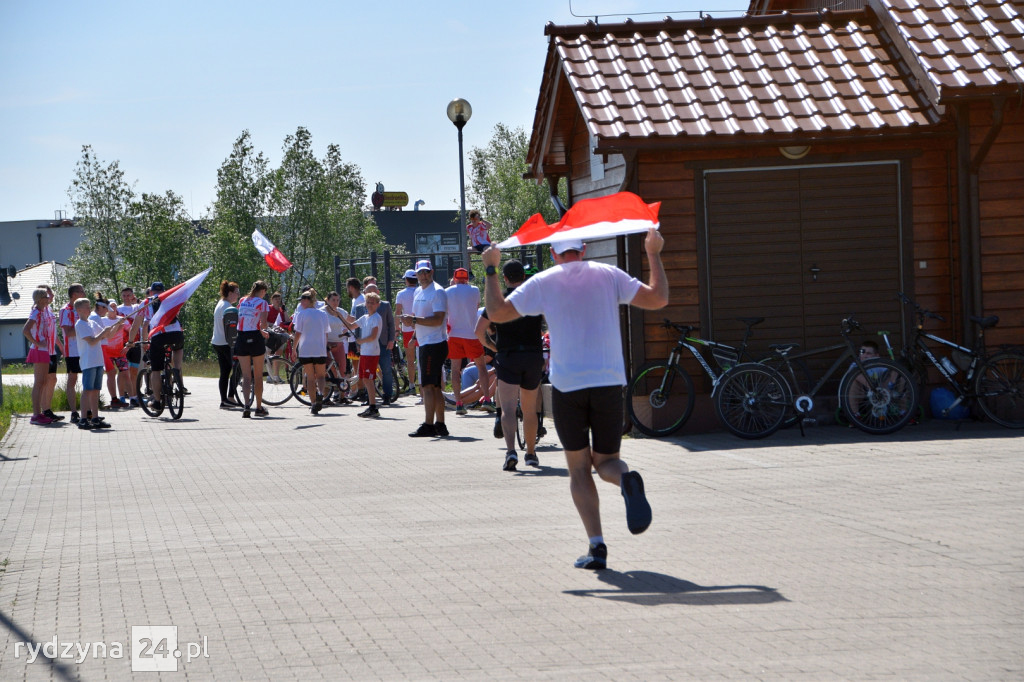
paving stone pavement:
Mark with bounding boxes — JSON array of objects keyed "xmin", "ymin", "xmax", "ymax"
[{"xmin": 0, "ymin": 376, "xmax": 1021, "ymax": 681}]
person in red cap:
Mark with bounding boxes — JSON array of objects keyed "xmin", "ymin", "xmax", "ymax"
[{"xmin": 445, "ymin": 267, "xmax": 491, "ymax": 415}]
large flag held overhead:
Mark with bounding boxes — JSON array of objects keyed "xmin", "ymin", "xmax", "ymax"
[
  {"xmin": 496, "ymin": 191, "xmax": 661, "ymax": 249},
  {"xmin": 148, "ymin": 267, "xmax": 212, "ymax": 336},
  {"xmin": 252, "ymin": 229, "xmax": 293, "ymax": 273}
]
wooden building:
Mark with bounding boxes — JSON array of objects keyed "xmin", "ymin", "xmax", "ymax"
[{"xmin": 524, "ymin": 0, "xmax": 1023, "ymax": 419}]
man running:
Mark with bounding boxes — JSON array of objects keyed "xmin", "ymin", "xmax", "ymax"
[{"xmin": 482, "ymin": 229, "xmax": 668, "ymax": 570}]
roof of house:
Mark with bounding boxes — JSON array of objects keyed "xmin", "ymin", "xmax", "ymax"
[
  {"xmin": 528, "ymin": 0, "xmax": 1023, "ymax": 171},
  {"xmin": 0, "ymin": 261, "xmax": 66, "ymax": 323}
]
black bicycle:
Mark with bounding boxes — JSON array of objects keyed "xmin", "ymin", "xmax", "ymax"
[
  {"xmin": 230, "ymin": 328, "xmax": 295, "ymax": 407},
  {"xmin": 714, "ymin": 316, "xmax": 919, "ymax": 439},
  {"xmin": 626, "ymin": 317, "xmax": 764, "ymax": 437},
  {"xmin": 887, "ymin": 293, "xmax": 1024, "ymax": 427},
  {"xmin": 135, "ymin": 342, "xmax": 185, "ymax": 420},
  {"xmin": 514, "ymin": 389, "xmax": 548, "ymax": 450}
]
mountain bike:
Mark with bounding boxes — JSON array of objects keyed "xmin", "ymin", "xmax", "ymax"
[
  {"xmin": 135, "ymin": 341, "xmax": 185, "ymax": 420},
  {"xmin": 289, "ymin": 353, "xmax": 354, "ymax": 405},
  {"xmin": 515, "ymin": 389, "xmax": 547, "ymax": 450},
  {"xmin": 230, "ymin": 328, "xmax": 295, "ymax": 407},
  {"xmin": 714, "ymin": 316, "xmax": 919, "ymax": 439},
  {"xmin": 887, "ymin": 293, "xmax": 1024, "ymax": 427},
  {"xmin": 626, "ymin": 317, "xmax": 764, "ymax": 437}
]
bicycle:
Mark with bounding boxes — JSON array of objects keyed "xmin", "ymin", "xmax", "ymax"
[
  {"xmin": 886, "ymin": 293, "xmax": 1024, "ymax": 428},
  {"xmin": 626, "ymin": 317, "xmax": 764, "ymax": 437},
  {"xmin": 229, "ymin": 328, "xmax": 295, "ymax": 407},
  {"xmin": 135, "ymin": 341, "xmax": 185, "ymax": 420},
  {"xmin": 514, "ymin": 388, "xmax": 548, "ymax": 450},
  {"xmin": 714, "ymin": 316, "xmax": 919, "ymax": 439},
  {"xmin": 289, "ymin": 353, "xmax": 354, "ymax": 406}
]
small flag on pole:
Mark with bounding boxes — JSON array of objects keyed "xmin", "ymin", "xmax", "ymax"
[
  {"xmin": 148, "ymin": 267, "xmax": 212, "ymax": 336},
  {"xmin": 252, "ymin": 229, "xmax": 293, "ymax": 273}
]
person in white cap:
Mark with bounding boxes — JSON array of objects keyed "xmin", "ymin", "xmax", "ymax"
[
  {"xmin": 481, "ymin": 228, "xmax": 667, "ymax": 570},
  {"xmin": 393, "ymin": 269, "xmax": 420, "ymax": 396},
  {"xmin": 400, "ymin": 259, "xmax": 449, "ymax": 438}
]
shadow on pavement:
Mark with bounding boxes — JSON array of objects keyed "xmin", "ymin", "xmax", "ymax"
[
  {"xmin": 564, "ymin": 570, "xmax": 786, "ymax": 607},
  {"xmin": 514, "ymin": 465, "xmax": 568, "ymax": 477},
  {"xmin": 0, "ymin": 608, "xmax": 80, "ymax": 681}
]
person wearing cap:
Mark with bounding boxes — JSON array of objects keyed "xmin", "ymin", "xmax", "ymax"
[
  {"xmin": 394, "ymin": 268, "xmax": 420, "ymax": 396},
  {"xmin": 445, "ymin": 267, "xmax": 490, "ymax": 416},
  {"xmin": 138, "ymin": 281, "xmax": 187, "ymax": 411},
  {"xmin": 400, "ymin": 259, "xmax": 449, "ymax": 437},
  {"xmin": 482, "ymin": 228, "xmax": 668, "ymax": 570}
]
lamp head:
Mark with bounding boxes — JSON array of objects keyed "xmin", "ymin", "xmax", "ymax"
[{"xmin": 446, "ymin": 98, "xmax": 472, "ymax": 128}]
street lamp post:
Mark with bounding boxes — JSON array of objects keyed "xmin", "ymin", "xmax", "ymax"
[{"xmin": 447, "ymin": 98, "xmax": 472, "ymax": 269}]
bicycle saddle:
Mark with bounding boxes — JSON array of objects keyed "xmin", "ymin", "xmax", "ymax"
[
  {"xmin": 769, "ymin": 343, "xmax": 800, "ymax": 355},
  {"xmin": 738, "ymin": 317, "xmax": 765, "ymax": 327},
  {"xmin": 970, "ymin": 315, "xmax": 999, "ymax": 329}
]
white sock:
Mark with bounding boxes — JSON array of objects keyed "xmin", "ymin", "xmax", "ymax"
[{"xmin": 589, "ymin": 536, "xmax": 604, "ymax": 547}]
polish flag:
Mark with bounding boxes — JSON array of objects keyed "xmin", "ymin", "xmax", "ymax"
[
  {"xmin": 148, "ymin": 267, "xmax": 213, "ymax": 336},
  {"xmin": 252, "ymin": 229, "xmax": 293, "ymax": 273},
  {"xmin": 496, "ymin": 191, "xmax": 660, "ymax": 248}
]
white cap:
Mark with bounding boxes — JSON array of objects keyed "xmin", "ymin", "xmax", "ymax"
[
  {"xmin": 414, "ymin": 259, "xmax": 433, "ymax": 272},
  {"xmin": 403, "ymin": 269, "xmax": 417, "ymax": 279},
  {"xmin": 550, "ymin": 238, "xmax": 584, "ymax": 255}
]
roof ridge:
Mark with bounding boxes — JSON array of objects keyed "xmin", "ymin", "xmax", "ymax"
[{"xmin": 544, "ymin": 9, "xmax": 870, "ymax": 37}]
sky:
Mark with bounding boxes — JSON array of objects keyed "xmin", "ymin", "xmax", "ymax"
[{"xmin": 0, "ymin": 0, "xmax": 742, "ymax": 222}]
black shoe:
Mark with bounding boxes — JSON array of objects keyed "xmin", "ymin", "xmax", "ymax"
[
  {"xmin": 503, "ymin": 451, "xmax": 518, "ymax": 471},
  {"xmin": 621, "ymin": 471, "xmax": 652, "ymax": 535},
  {"xmin": 537, "ymin": 425, "xmax": 547, "ymax": 440},
  {"xmin": 409, "ymin": 422, "xmax": 436, "ymax": 438},
  {"xmin": 242, "ymin": 409, "xmax": 251, "ymax": 419},
  {"xmin": 312, "ymin": 399, "xmax": 322, "ymax": 415},
  {"xmin": 44, "ymin": 409, "xmax": 65, "ymax": 422},
  {"xmin": 358, "ymin": 406, "xmax": 378, "ymax": 418},
  {"xmin": 70, "ymin": 411, "xmax": 80, "ymax": 424},
  {"xmin": 574, "ymin": 543, "xmax": 607, "ymax": 570},
  {"xmin": 92, "ymin": 418, "xmax": 111, "ymax": 429},
  {"xmin": 524, "ymin": 453, "xmax": 539, "ymax": 467},
  {"xmin": 434, "ymin": 422, "xmax": 449, "ymax": 438},
  {"xmin": 493, "ymin": 417, "xmax": 503, "ymax": 439},
  {"xmin": 254, "ymin": 406, "xmax": 269, "ymax": 417},
  {"xmin": 77, "ymin": 420, "xmax": 94, "ymax": 431},
  {"xmin": 220, "ymin": 402, "xmax": 236, "ymax": 410}
]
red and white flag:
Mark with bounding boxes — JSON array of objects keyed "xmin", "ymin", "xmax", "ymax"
[
  {"xmin": 496, "ymin": 191, "xmax": 661, "ymax": 248},
  {"xmin": 148, "ymin": 267, "xmax": 212, "ymax": 336},
  {"xmin": 252, "ymin": 229, "xmax": 293, "ymax": 273}
]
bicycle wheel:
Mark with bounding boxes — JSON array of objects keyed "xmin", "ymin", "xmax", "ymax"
[
  {"xmin": 714, "ymin": 363, "xmax": 790, "ymax": 439},
  {"xmin": 262, "ymin": 356, "xmax": 294, "ymax": 406},
  {"xmin": 839, "ymin": 359, "xmax": 918, "ymax": 435},
  {"xmin": 168, "ymin": 372, "xmax": 185, "ymax": 420},
  {"xmin": 289, "ymin": 363, "xmax": 313, "ymax": 405},
  {"xmin": 136, "ymin": 369, "xmax": 163, "ymax": 417},
  {"xmin": 974, "ymin": 351, "xmax": 1024, "ymax": 428},
  {"xmin": 515, "ymin": 404, "xmax": 525, "ymax": 450},
  {"xmin": 626, "ymin": 361, "xmax": 695, "ymax": 437}
]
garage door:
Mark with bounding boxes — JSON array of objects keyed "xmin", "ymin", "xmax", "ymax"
[{"xmin": 704, "ymin": 162, "xmax": 906, "ymax": 375}]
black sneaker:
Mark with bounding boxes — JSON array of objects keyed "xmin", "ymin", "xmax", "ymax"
[
  {"xmin": 409, "ymin": 422, "xmax": 436, "ymax": 438},
  {"xmin": 44, "ymin": 409, "xmax": 65, "ymax": 422},
  {"xmin": 358, "ymin": 406, "xmax": 379, "ymax": 418},
  {"xmin": 92, "ymin": 418, "xmax": 111, "ymax": 429},
  {"xmin": 524, "ymin": 453, "xmax": 539, "ymax": 467},
  {"xmin": 434, "ymin": 422, "xmax": 449, "ymax": 438},
  {"xmin": 70, "ymin": 411, "xmax": 80, "ymax": 424},
  {"xmin": 493, "ymin": 416, "xmax": 503, "ymax": 439},
  {"xmin": 537, "ymin": 424, "xmax": 547, "ymax": 439},
  {"xmin": 242, "ymin": 409, "xmax": 251, "ymax": 419},
  {"xmin": 312, "ymin": 399, "xmax": 322, "ymax": 415},
  {"xmin": 574, "ymin": 543, "xmax": 607, "ymax": 570},
  {"xmin": 503, "ymin": 451, "xmax": 518, "ymax": 471},
  {"xmin": 621, "ymin": 471, "xmax": 652, "ymax": 535},
  {"xmin": 77, "ymin": 420, "xmax": 94, "ymax": 431}
]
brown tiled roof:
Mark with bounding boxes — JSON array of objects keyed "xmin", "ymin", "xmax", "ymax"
[{"xmin": 871, "ymin": 0, "xmax": 1024, "ymax": 102}]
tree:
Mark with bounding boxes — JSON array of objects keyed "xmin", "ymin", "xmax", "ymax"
[{"xmin": 467, "ymin": 123, "xmax": 567, "ymax": 246}]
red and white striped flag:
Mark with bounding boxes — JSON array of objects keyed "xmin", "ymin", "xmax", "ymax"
[
  {"xmin": 148, "ymin": 267, "xmax": 212, "ymax": 336},
  {"xmin": 496, "ymin": 191, "xmax": 660, "ymax": 248},
  {"xmin": 252, "ymin": 229, "xmax": 293, "ymax": 273}
]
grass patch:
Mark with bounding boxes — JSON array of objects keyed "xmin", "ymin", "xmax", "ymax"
[
  {"xmin": 182, "ymin": 359, "xmax": 221, "ymax": 378},
  {"xmin": 1, "ymin": 363, "xmax": 32, "ymax": 375},
  {"xmin": 0, "ymin": 384, "xmax": 71, "ymax": 442}
]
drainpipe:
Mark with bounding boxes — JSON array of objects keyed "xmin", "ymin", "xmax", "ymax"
[{"xmin": 967, "ymin": 97, "xmax": 1007, "ymax": 331}]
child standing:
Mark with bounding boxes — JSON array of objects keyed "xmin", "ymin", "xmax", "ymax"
[
  {"xmin": 344, "ymin": 292, "xmax": 382, "ymax": 418},
  {"xmin": 73, "ymin": 298, "xmax": 126, "ymax": 430}
]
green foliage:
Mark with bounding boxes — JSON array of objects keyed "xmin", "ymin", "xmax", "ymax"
[{"xmin": 467, "ymin": 123, "xmax": 567, "ymax": 246}]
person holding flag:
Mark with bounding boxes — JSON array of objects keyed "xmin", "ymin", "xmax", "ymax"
[{"xmin": 482, "ymin": 214, "xmax": 667, "ymax": 571}]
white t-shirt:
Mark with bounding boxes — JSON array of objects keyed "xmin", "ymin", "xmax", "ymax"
[
  {"xmin": 293, "ymin": 307, "xmax": 330, "ymax": 358},
  {"xmin": 98, "ymin": 314, "xmax": 123, "ymax": 351},
  {"xmin": 356, "ymin": 312, "xmax": 382, "ymax": 356},
  {"xmin": 395, "ymin": 286, "xmax": 417, "ymax": 333},
  {"xmin": 445, "ymin": 283, "xmax": 481, "ymax": 339},
  {"xmin": 74, "ymin": 317, "xmax": 106, "ymax": 371},
  {"xmin": 507, "ymin": 260, "xmax": 642, "ymax": 392},
  {"xmin": 327, "ymin": 313, "xmax": 349, "ymax": 344},
  {"xmin": 350, "ymin": 294, "xmax": 366, "ymax": 318},
  {"xmin": 211, "ymin": 299, "xmax": 231, "ymax": 345},
  {"xmin": 237, "ymin": 296, "xmax": 268, "ymax": 333},
  {"xmin": 412, "ymin": 282, "xmax": 448, "ymax": 346}
]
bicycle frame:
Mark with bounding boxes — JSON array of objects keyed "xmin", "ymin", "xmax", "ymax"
[{"xmin": 773, "ymin": 329, "xmax": 881, "ymax": 414}]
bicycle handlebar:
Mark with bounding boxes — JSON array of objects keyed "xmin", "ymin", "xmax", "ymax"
[{"xmin": 898, "ymin": 292, "xmax": 944, "ymax": 321}]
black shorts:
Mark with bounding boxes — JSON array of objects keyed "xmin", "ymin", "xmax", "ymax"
[
  {"xmin": 298, "ymin": 356, "xmax": 326, "ymax": 365},
  {"xmin": 418, "ymin": 341, "xmax": 449, "ymax": 388},
  {"xmin": 551, "ymin": 385, "xmax": 625, "ymax": 454},
  {"xmin": 126, "ymin": 345, "xmax": 142, "ymax": 364},
  {"xmin": 234, "ymin": 330, "xmax": 266, "ymax": 357},
  {"xmin": 48, "ymin": 354, "xmax": 59, "ymax": 374},
  {"xmin": 471, "ymin": 243, "xmax": 489, "ymax": 253},
  {"xmin": 65, "ymin": 356, "xmax": 81, "ymax": 374},
  {"xmin": 495, "ymin": 351, "xmax": 544, "ymax": 391},
  {"xmin": 150, "ymin": 331, "xmax": 184, "ymax": 372}
]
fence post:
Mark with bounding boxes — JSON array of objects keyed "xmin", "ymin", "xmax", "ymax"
[
  {"xmin": 383, "ymin": 251, "xmax": 392, "ymax": 302},
  {"xmin": 535, "ymin": 244, "xmax": 545, "ymax": 270},
  {"xmin": 334, "ymin": 255, "xmax": 341, "ymax": 294},
  {"xmin": 370, "ymin": 251, "xmax": 378, "ymax": 281},
  {"xmin": 348, "ymin": 259, "xmax": 356, "ymax": 280}
]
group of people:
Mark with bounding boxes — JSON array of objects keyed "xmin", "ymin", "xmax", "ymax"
[{"xmin": 22, "ymin": 281, "xmax": 178, "ymax": 430}]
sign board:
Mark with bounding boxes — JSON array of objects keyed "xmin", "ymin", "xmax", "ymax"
[
  {"xmin": 415, "ymin": 232, "xmax": 460, "ymax": 254},
  {"xmin": 382, "ymin": 192, "xmax": 409, "ymax": 208}
]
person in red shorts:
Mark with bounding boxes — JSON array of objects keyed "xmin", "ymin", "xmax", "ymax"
[
  {"xmin": 341, "ymin": 291, "xmax": 382, "ymax": 419},
  {"xmin": 445, "ymin": 268, "xmax": 491, "ymax": 415}
]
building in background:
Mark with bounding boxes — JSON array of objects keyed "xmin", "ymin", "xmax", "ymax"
[
  {"xmin": 0, "ymin": 261, "xmax": 67, "ymax": 363},
  {"xmin": 0, "ymin": 217, "xmax": 82, "ymax": 270}
]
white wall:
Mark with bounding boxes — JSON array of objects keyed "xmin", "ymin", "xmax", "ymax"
[
  {"xmin": 0, "ymin": 323, "xmax": 28, "ymax": 362},
  {"xmin": 0, "ymin": 220, "xmax": 83, "ymax": 269}
]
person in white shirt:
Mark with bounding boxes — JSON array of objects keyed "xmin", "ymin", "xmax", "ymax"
[
  {"xmin": 73, "ymin": 298, "xmax": 126, "ymax": 430},
  {"xmin": 445, "ymin": 268, "xmax": 492, "ymax": 415},
  {"xmin": 400, "ymin": 259, "xmax": 449, "ymax": 437},
  {"xmin": 394, "ymin": 269, "xmax": 419, "ymax": 396},
  {"xmin": 292, "ymin": 291, "xmax": 332, "ymax": 415},
  {"xmin": 482, "ymin": 229, "xmax": 668, "ymax": 571},
  {"xmin": 59, "ymin": 283, "xmax": 86, "ymax": 422},
  {"xmin": 342, "ymin": 291, "xmax": 382, "ymax": 419}
]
